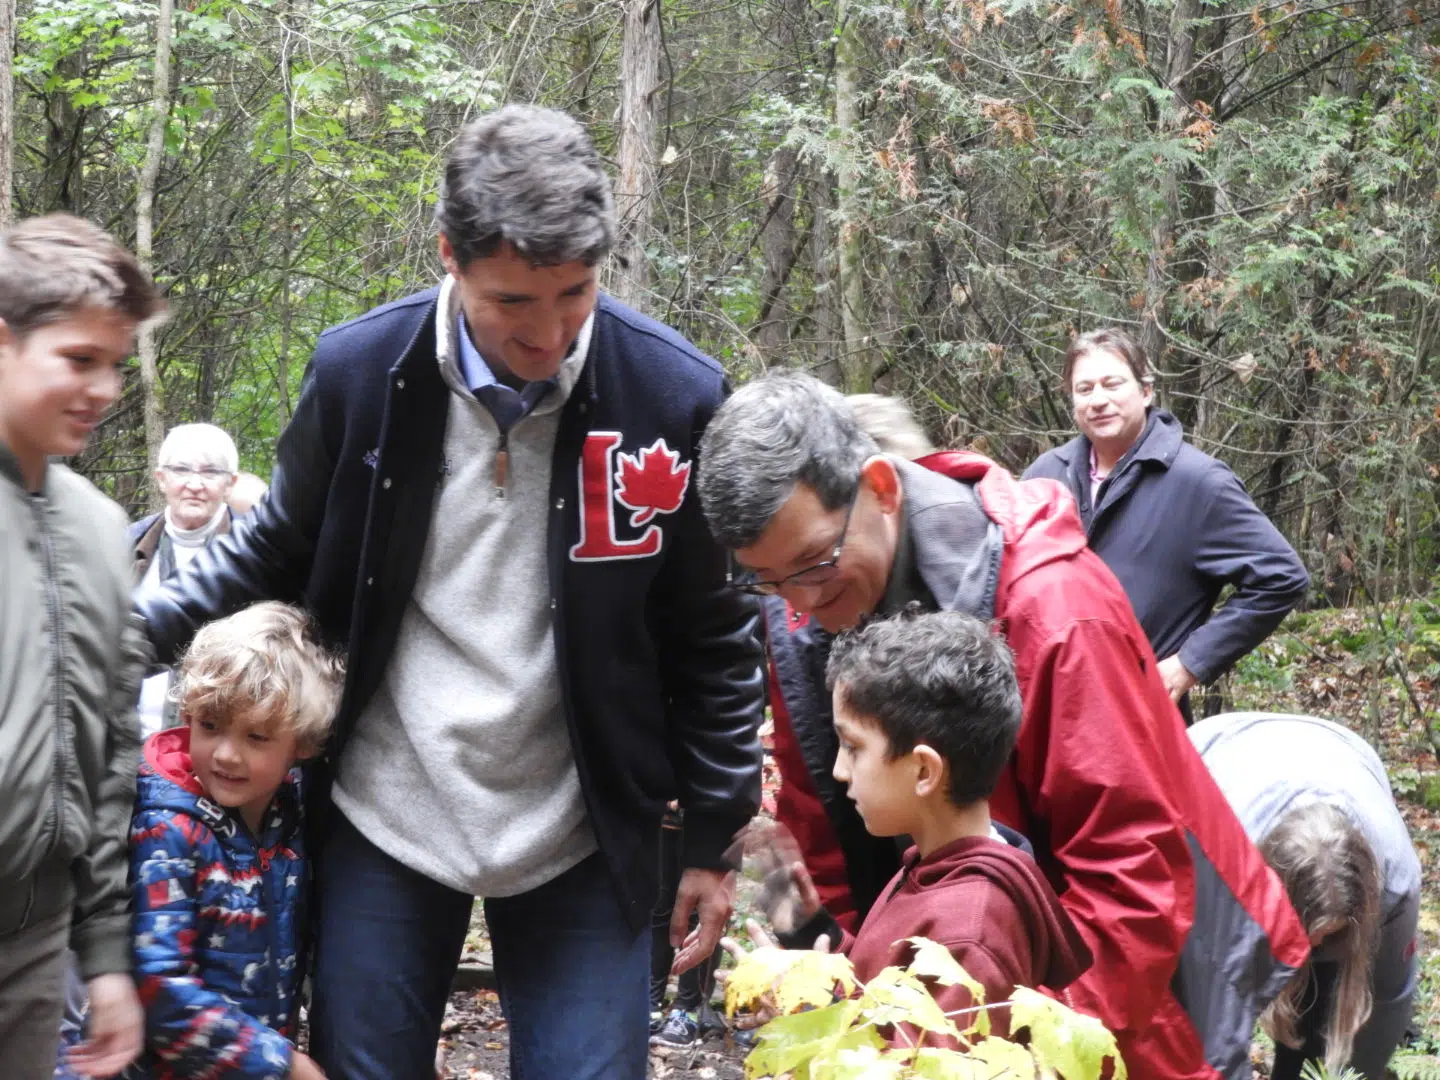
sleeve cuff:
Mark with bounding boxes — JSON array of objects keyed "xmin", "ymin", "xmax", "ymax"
[
  {"xmin": 1175, "ymin": 642, "xmax": 1215, "ymax": 686},
  {"xmin": 71, "ymin": 915, "xmax": 133, "ymax": 981},
  {"xmin": 680, "ymin": 813, "xmax": 750, "ymax": 871},
  {"xmin": 777, "ymin": 908, "xmax": 844, "ymax": 951}
]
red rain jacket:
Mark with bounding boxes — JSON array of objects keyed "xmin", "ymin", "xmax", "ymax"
[{"xmin": 767, "ymin": 451, "xmax": 1308, "ymax": 1080}]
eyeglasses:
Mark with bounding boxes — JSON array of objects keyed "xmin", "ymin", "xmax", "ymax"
[
  {"xmin": 728, "ymin": 488, "xmax": 859, "ymax": 596},
  {"xmin": 164, "ymin": 465, "xmax": 232, "ymax": 482}
]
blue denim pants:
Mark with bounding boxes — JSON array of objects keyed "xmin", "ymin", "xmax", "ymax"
[{"xmin": 309, "ymin": 811, "xmax": 650, "ymax": 1080}]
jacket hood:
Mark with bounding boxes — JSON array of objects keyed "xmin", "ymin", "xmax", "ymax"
[
  {"xmin": 136, "ymin": 727, "xmax": 209, "ymax": 819},
  {"xmin": 901, "ymin": 835, "xmax": 1092, "ymax": 991},
  {"xmin": 911, "ymin": 450, "xmax": 1090, "ymax": 595}
]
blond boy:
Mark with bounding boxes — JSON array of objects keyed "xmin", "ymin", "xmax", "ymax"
[{"xmin": 128, "ymin": 601, "xmax": 341, "ymax": 1080}]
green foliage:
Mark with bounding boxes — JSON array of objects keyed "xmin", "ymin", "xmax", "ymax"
[
  {"xmin": 1298, "ymin": 1060, "xmax": 1366, "ymax": 1080},
  {"xmin": 10, "ymin": 0, "xmax": 1438, "ymax": 575},
  {"xmin": 725, "ymin": 938, "xmax": 1125, "ymax": 1079},
  {"xmin": 1390, "ymin": 1055, "xmax": 1440, "ymax": 1080}
]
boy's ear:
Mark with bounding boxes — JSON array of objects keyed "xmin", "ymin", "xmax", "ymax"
[{"xmin": 912, "ymin": 744, "xmax": 948, "ymax": 798}]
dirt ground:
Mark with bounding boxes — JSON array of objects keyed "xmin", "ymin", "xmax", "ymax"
[{"xmin": 437, "ymin": 988, "xmax": 747, "ymax": 1080}]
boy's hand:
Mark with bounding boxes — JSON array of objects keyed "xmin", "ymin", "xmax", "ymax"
[
  {"xmin": 714, "ymin": 920, "xmax": 833, "ymax": 1030},
  {"xmin": 67, "ymin": 973, "xmax": 143, "ymax": 1077},
  {"xmin": 741, "ymin": 819, "xmax": 820, "ymax": 933},
  {"xmin": 290, "ymin": 1050, "xmax": 328, "ymax": 1080}
]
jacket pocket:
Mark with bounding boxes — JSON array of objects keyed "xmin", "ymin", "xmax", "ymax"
[{"xmin": 0, "ymin": 857, "xmax": 72, "ymax": 937}]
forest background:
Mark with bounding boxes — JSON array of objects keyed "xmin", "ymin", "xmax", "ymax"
[
  {"xmin": 0, "ymin": 0, "xmax": 1437, "ymax": 614},
  {"xmin": 4, "ymin": 0, "xmax": 1440, "ymax": 1072}
]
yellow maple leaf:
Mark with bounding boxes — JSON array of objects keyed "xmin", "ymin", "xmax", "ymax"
[
  {"xmin": 902, "ymin": 937, "xmax": 991, "ymax": 1038},
  {"xmin": 725, "ymin": 947, "xmax": 858, "ymax": 1018}
]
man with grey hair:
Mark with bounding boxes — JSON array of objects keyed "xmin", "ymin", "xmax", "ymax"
[
  {"xmin": 136, "ymin": 104, "xmax": 764, "ymax": 1079},
  {"xmin": 697, "ymin": 370, "xmax": 1308, "ymax": 1080},
  {"xmin": 131, "ymin": 423, "xmax": 239, "ymax": 735}
]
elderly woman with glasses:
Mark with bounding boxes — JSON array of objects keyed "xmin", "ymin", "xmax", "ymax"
[
  {"xmin": 130, "ymin": 422, "xmax": 240, "ymax": 735},
  {"xmin": 1024, "ymin": 328, "xmax": 1309, "ymax": 722}
]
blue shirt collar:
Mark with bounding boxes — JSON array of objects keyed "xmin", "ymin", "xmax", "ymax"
[{"xmin": 456, "ymin": 311, "xmax": 558, "ymax": 400}]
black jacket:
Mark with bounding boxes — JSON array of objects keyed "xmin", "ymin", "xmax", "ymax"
[
  {"xmin": 1023, "ymin": 409, "xmax": 1308, "ymax": 688},
  {"xmin": 134, "ymin": 287, "xmax": 765, "ymax": 927}
]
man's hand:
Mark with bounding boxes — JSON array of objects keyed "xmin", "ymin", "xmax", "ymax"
[
  {"xmin": 1157, "ymin": 654, "xmax": 1199, "ymax": 704},
  {"xmin": 669, "ymin": 867, "xmax": 735, "ymax": 975},
  {"xmin": 290, "ymin": 1050, "xmax": 328, "ymax": 1080},
  {"xmin": 67, "ymin": 973, "xmax": 143, "ymax": 1078}
]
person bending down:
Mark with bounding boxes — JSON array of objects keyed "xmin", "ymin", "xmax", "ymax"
[{"xmin": 1188, "ymin": 712, "xmax": 1421, "ymax": 1080}]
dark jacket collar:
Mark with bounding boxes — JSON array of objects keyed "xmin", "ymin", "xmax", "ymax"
[
  {"xmin": 1052, "ymin": 408, "xmax": 1185, "ymax": 472},
  {"xmin": 132, "ymin": 508, "xmax": 233, "ymax": 585}
]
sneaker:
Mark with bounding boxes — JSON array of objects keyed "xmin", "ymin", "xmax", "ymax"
[
  {"xmin": 651, "ymin": 1008, "xmax": 700, "ymax": 1048},
  {"xmin": 648, "ymin": 1008, "xmax": 665, "ymax": 1037}
]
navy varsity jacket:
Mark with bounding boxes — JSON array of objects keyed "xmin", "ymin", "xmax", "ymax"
[{"xmin": 135, "ymin": 287, "xmax": 765, "ymax": 927}]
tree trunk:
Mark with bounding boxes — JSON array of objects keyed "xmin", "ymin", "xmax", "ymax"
[
  {"xmin": 833, "ymin": 0, "xmax": 870, "ymax": 391},
  {"xmin": 276, "ymin": 0, "xmax": 296, "ymax": 421},
  {"xmin": 1139, "ymin": 0, "xmax": 1200, "ymax": 399},
  {"xmin": 0, "ymin": 0, "xmax": 14, "ymax": 226},
  {"xmin": 754, "ymin": 145, "xmax": 799, "ymax": 357},
  {"xmin": 136, "ymin": 0, "xmax": 174, "ymax": 505},
  {"xmin": 570, "ymin": 0, "xmax": 598, "ymax": 121},
  {"xmin": 611, "ymin": 0, "xmax": 660, "ymax": 312},
  {"xmin": 808, "ymin": 162, "xmax": 843, "ymax": 386},
  {"xmin": 42, "ymin": 55, "xmax": 83, "ymax": 212}
]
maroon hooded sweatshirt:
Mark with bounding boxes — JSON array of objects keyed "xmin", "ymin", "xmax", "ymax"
[{"xmin": 846, "ymin": 835, "xmax": 1091, "ymax": 1037}]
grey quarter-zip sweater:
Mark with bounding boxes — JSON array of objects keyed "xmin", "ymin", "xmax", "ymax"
[{"xmin": 331, "ymin": 275, "xmax": 600, "ymax": 898}]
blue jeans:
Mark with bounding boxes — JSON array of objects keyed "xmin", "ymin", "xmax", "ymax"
[{"xmin": 309, "ymin": 811, "xmax": 650, "ymax": 1080}]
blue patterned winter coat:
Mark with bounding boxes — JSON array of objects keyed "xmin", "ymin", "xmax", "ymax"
[{"xmin": 127, "ymin": 727, "xmax": 306, "ymax": 1079}]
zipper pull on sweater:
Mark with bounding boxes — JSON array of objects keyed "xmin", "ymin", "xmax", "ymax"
[{"xmin": 493, "ymin": 434, "xmax": 509, "ymax": 498}]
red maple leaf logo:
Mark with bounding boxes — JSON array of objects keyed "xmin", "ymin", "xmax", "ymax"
[{"xmin": 614, "ymin": 439, "xmax": 692, "ymax": 527}]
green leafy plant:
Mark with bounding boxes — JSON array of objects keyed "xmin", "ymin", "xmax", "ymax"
[
  {"xmin": 1391, "ymin": 1054, "xmax": 1440, "ymax": 1080},
  {"xmin": 725, "ymin": 938, "xmax": 1125, "ymax": 1079},
  {"xmin": 1298, "ymin": 1060, "xmax": 1366, "ymax": 1080}
]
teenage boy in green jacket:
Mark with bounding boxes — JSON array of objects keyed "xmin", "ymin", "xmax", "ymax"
[{"xmin": 0, "ymin": 214, "xmax": 164, "ymax": 1080}]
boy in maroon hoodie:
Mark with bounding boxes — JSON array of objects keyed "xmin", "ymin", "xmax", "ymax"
[{"xmin": 770, "ymin": 609, "xmax": 1091, "ymax": 1031}]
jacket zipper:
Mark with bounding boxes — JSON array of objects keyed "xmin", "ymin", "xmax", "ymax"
[
  {"xmin": 260, "ymin": 856, "xmax": 283, "ymax": 1030},
  {"xmin": 30, "ymin": 495, "xmax": 69, "ymax": 859},
  {"xmin": 236, "ymin": 811, "xmax": 285, "ymax": 1031}
]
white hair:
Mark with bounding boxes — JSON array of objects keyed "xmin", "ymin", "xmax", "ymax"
[
  {"xmin": 159, "ymin": 423, "xmax": 238, "ymax": 473},
  {"xmin": 846, "ymin": 394, "xmax": 936, "ymax": 460}
]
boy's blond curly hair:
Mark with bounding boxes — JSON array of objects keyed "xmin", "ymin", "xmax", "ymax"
[{"xmin": 173, "ymin": 602, "xmax": 343, "ymax": 751}]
